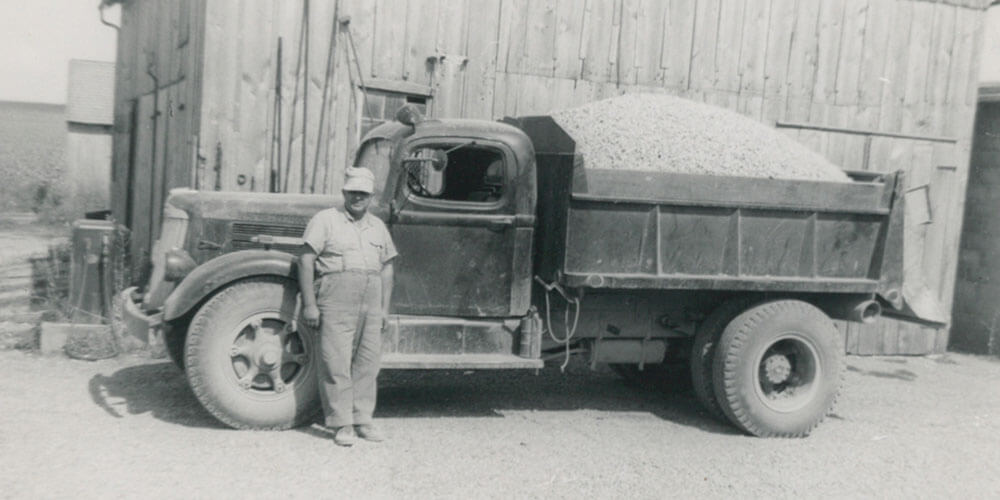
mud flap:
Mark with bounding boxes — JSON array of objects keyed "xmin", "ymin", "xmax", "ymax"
[{"xmin": 881, "ymin": 274, "xmax": 948, "ymax": 327}]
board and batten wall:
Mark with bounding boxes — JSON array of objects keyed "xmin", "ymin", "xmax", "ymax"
[{"xmin": 110, "ymin": 0, "xmax": 987, "ymax": 354}]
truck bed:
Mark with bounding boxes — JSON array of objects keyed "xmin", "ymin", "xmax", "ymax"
[{"xmin": 515, "ymin": 115, "xmax": 905, "ymax": 299}]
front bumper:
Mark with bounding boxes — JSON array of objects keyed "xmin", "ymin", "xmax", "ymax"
[{"xmin": 121, "ymin": 286, "xmax": 163, "ymax": 345}]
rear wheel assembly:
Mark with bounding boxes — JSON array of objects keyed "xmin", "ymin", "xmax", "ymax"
[
  {"xmin": 711, "ymin": 300, "xmax": 842, "ymax": 437},
  {"xmin": 690, "ymin": 296, "xmax": 758, "ymax": 421}
]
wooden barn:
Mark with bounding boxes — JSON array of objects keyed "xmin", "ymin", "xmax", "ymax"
[
  {"xmin": 66, "ymin": 59, "xmax": 115, "ymax": 214},
  {"xmin": 105, "ymin": 0, "xmax": 988, "ymax": 355}
]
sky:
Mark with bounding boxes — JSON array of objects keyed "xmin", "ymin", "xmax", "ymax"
[{"xmin": 0, "ymin": 1, "xmax": 119, "ymax": 104}]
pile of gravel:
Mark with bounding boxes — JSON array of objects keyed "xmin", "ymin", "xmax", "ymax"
[{"xmin": 551, "ymin": 93, "xmax": 849, "ymax": 182}]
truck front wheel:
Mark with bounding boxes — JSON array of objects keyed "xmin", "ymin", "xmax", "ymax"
[
  {"xmin": 185, "ymin": 277, "xmax": 319, "ymax": 429},
  {"xmin": 712, "ymin": 300, "xmax": 842, "ymax": 437}
]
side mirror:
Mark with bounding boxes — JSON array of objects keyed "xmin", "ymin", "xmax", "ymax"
[
  {"xmin": 430, "ymin": 149, "xmax": 448, "ymax": 171},
  {"xmin": 402, "ymin": 149, "xmax": 447, "ymax": 197}
]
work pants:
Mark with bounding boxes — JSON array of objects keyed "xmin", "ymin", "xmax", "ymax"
[{"xmin": 312, "ymin": 270, "xmax": 383, "ymax": 428}]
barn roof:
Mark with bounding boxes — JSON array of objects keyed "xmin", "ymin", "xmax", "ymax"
[{"xmin": 66, "ymin": 60, "xmax": 115, "ymax": 126}]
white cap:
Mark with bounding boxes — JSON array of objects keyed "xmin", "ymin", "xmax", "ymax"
[{"xmin": 343, "ymin": 166, "xmax": 375, "ymax": 193}]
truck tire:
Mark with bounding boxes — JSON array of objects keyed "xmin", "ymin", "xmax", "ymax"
[
  {"xmin": 163, "ymin": 315, "xmax": 191, "ymax": 370},
  {"xmin": 185, "ymin": 277, "xmax": 319, "ymax": 430},
  {"xmin": 690, "ymin": 296, "xmax": 757, "ymax": 421},
  {"xmin": 711, "ymin": 300, "xmax": 842, "ymax": 437}
]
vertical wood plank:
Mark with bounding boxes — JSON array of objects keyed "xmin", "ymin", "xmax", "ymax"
[
  {"xmin": 661, "ymin": 0, "xmax": 696, "ymax": 91},
  {"xmin": 520, "ymin": 0, "xmax": 557, "ymax": 76},
  {"xmin": 834, "ymin": 0, "xmax": 867, "ymax": 106},
  {"xmin": 687, "ymin": 0, "xmax": 721, "ymax": 93},
  {"xmin": 737, "ymin": 0, "xmax": 770, "ymax": 119},
  {"xmin": 432, "ymin": 0, "xmax": 469, "ymax": 118},
  {"xmin": 926, "ymin": 5, "xmax": 957, "ymax": 108},
  {"xmin": 632, "ymin": 0, "xmax": 667, "ymax": 86},
  {"xmin": 462, "ymin": 0, "xmax": 501, "ymax": 119},
  {"xmin": 495, "ymin": 0, "xmax": 527, "ymax": 76},
  {"xmin": 372, "ymin": 0, "xmax": 408, "ymax": 80},
  {"xmin": 403, "ymin": 0, "xmax": 440, "ymax": 85},
  {"xmin": 857, "ymin": 0, "xmax": 892, "ymax": 109},
  {"xmin": 616, "ymin": 0, "xmax": 641, "ymax": 86},
  {"xmin": 900, "ymin": 2, "xmax": 933, "ymax": 136},
  {"xmin": 580, "ymin": 0, "xmax": 617, "ymax": 82},
  {"xmin": 875, "ymin": 1, "xmax": 913, "ymax": 134},
  {"xmin": 343, "ymin": 0, "xmax": 377, "ymax": 79},
  {"xmin": 808, "ymin": 0, "xmax": 846, "ymax": 121},
  {"xmin": 927, "ymin": 5, "xmax": 958, "ymax": 141},
  {"xmin": 713, "ymin": 0, "xmax": 746, "ymax": 94},
  {"xmin": 784, "ymin": 0, "xmax": 821, "ymax": 122},
  {"xmin": 553, "ymin": 0, "xmax": 586, "ymax": 79},
  {"xmin": 761, "ymin": 0, "xmax": 796, "ymax": 123}
]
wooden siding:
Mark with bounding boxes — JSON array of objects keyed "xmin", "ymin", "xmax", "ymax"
[
  {"xmin": 111, "ymin": 0, "xmax": 206, "ymax": 275},
  {"xmin": 113, "ymin": 0, "xmax": 986, "ymax": 354},
  {"xmin": 66, "ymin": 124, "xmax": 113, "ymax": 213}
]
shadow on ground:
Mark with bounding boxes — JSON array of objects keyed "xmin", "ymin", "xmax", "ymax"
[
  {"xmin": 846, "ymin": 364, "xmax": 918, "ymax": 382},
  {"xmin": 88, "ymin": 358, "xmax": 738, "ymax": 436},
  {"xmin": 88, "ymin": 361, "xmax": 225, "ymax": 429}
]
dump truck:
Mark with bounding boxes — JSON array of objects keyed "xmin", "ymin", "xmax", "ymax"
[{"xmin": 123, "ymin": 104, "xmax": 932, "ymax": 437}]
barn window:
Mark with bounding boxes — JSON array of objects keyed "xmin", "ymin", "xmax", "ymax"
[{"xmin": 359, "ymin": 79, "xmax": 433, "ymax": 136}]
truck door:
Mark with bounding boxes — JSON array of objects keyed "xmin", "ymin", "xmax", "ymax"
[{"xmin": 388, "ymin": 141, "xmax": 529, "ymax": 317}]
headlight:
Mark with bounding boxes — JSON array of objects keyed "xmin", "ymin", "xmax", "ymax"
[{"xmin": 164, "ymin": 248, "xmax": 197, "ymax": 281}]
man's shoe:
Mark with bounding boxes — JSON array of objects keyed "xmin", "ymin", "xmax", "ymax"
[
  {"xmin": 355, "ymin": 424, "xmax": 384, "ymax": 442},
  {"xmin": 333, "ymin": 426, "xmax": 356, "ymax": 447}
]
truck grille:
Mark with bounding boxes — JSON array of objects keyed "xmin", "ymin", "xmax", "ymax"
[{"xmin": 231, "ymin": 222, "xmax": 307, "ymax": 253}]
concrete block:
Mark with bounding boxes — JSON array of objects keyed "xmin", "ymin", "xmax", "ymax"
[{"xmin": 39, "ymin": 322, "xmax": 110, "ymax": 355}]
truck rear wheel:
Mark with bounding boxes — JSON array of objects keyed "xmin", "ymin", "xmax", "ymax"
[
  {"xmin": 712, "ymin": 300, "xmax": 842, "ymax": 437},
  {"xmin": 185, "ymin": 277, "xmax": 319, "ymax": 430},
  {"xmin": 690, "ymin": 296, "xmax": 757, "ymax": 421}
]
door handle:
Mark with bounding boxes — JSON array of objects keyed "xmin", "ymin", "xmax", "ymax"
[{"xmin": 487, "ymin": 217, "xmax": 514, "ymax": 231}]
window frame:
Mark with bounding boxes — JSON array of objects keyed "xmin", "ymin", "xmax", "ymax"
[{"xmin": 398, "ymin": 138, "xmax": 514, "ymax": 213}]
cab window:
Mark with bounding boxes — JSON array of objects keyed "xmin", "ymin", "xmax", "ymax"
[{"xmin": 405, "ymin": 145, "xmax": 505, "ymax": 203}]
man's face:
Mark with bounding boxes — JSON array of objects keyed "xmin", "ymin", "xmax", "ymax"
[{"xmin": 343, "ymin": 190, "xmax": 373, "ymax": 216}]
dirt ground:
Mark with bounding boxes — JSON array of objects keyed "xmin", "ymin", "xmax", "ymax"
[{"xmin": 2, "ymin": 350, "xmax": 999, "ymax": 498}]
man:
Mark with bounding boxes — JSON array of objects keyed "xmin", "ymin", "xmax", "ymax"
[{"xmin": 298, "ymin": 166, "xmax": 397, "ymax": 447}]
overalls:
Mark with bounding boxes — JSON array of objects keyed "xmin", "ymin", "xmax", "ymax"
[{"xmin": 302, "ymin": 208, "xmax": 396, "ymax": 428}]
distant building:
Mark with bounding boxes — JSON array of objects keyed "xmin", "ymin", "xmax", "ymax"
[{"xmin": 66, "ymin": 59, "xmax": 115, "ymax": 214}]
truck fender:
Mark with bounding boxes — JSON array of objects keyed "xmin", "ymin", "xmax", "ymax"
[{"xmin": 163, "ymin": 249, "xmax": 299, "ymax": 321}]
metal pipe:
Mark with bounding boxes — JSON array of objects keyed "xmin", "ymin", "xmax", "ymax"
[
  {"xmin": 99, "ymin": 1, "xmax": 120, "ymax": 32},
  {"xmin": 816, "ymin": 296, "xmax": 882, "ymax": 324},
  {"xmin": 774, "ymin": 120, "xmax": 957, "ymax": 144}
]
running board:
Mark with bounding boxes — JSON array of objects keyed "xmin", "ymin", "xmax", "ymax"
[{"xmin": 381, "ymin": 353, "xmax": 543, "ymax": 369}]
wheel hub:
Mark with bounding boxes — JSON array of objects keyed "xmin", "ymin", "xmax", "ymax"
[
  {"xmin": 763, "ymin": 353, "xmax": 792, "ymax": 384},
  {"xmin": 229, "ymin": 315, "xmax": 309, "ymax": 393},
  {"xmin": 258, "ymin": 347, "xmax": 281, "ymax": 368}
]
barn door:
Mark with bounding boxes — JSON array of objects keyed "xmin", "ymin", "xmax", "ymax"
[{"xmin": 128, "ymin": 93, "xmax": 157, "ymax": 281}]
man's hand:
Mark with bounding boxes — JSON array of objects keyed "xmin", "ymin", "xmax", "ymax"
[{"xmin": 302, "ymin": 304, "xmax": 321, "ymax": 329}]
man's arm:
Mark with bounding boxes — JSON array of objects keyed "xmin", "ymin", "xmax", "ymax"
[
  {"xmin": 380, "ymin": 261, "xmax": 394, "ymax": 318},
  {"xmin": 298, "ymin": 249, "xmax": 321, "ymax": 329}
]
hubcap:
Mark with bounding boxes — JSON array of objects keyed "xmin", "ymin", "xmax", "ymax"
[
  {"xmin": 754, "ymin": 334, "xmax": 821, "ymax": 413},
  {"xmin": 763, "ymin": 353, "xmax": 792, "ymax": 384},
  {"xmin": 228, "ymin": 313, "xmax": 309, "ymax": 394}
]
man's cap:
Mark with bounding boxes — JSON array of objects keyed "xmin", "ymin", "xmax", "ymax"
[{"xmin": 343, "ymin": 166, "xmax": 375, "ymax": 194}]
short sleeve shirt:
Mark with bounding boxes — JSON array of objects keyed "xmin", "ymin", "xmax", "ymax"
[{"xmin": 302, "ymin": 208, "xmax": 398, "ymax": 274}]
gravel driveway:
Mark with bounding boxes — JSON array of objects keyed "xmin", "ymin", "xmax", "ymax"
[{"xmin": 2, "ymin": 350, "xmax": 999, "ymax": 498}]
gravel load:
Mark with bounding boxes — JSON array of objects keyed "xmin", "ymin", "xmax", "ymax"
[{"xmin": 551, "ymin": 93, "xmax": 850, "ymax": 182}]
